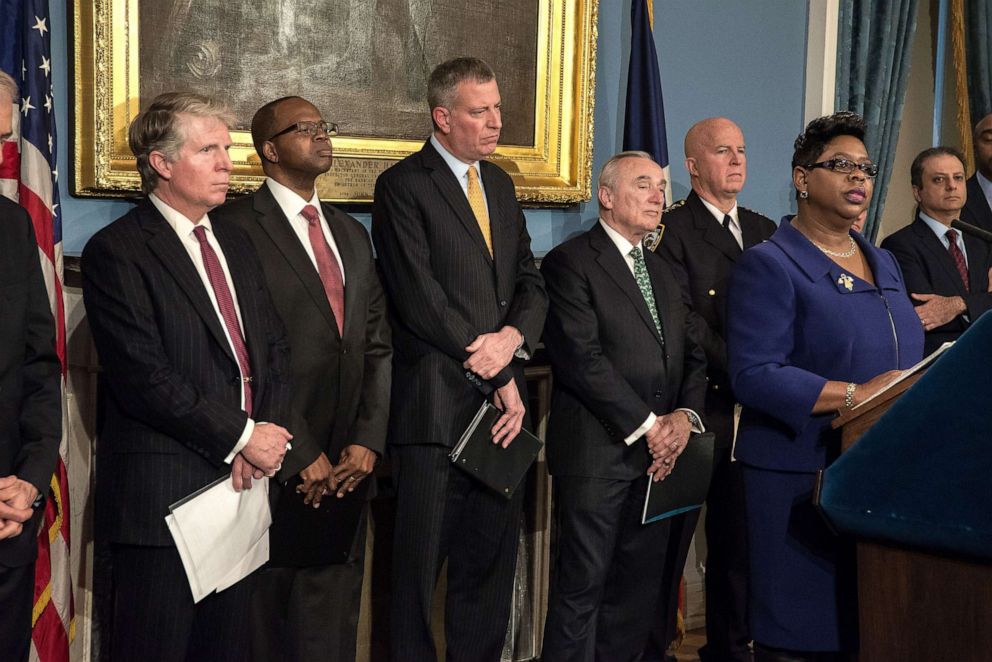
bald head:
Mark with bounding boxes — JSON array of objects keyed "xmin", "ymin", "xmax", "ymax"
[
  {"xmin": 974, "ymin": 113, "xmax": 992, "ymax": 180},
  {"xmin": 683, "ymin": 117, "xmax": 746, "ymax": 212}
]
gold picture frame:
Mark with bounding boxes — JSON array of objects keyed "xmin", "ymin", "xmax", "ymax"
[{"xmin": 73, "ymin": 0, "xmax": 598, "ymax": 204}]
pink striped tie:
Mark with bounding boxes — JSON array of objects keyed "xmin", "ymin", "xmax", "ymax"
[
  {"xmin": 193, "ymin": 226, "xmax": 253, "ymax": 415},
  {"xmin": 301, "ymin": 205, "xmax": 345, "ymax": 335}
]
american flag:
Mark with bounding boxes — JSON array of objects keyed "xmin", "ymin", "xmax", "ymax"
[{"xmin": 0, "ymin": 1, "xmax": 74, "ymax": 660}]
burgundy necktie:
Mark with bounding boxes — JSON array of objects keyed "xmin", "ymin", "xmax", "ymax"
[
  {"xmin": 301, "ymin": 205, "xmax": 345, "ymax": 335},
  {"xmin": 193, "ymin": 225, "xmax": 253, "ymax": 415},
  {"xmin": 945, "ymin": 228, "xmax": 970, "ymax": 292}
]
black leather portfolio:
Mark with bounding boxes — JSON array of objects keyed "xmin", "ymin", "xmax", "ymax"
[
  {"xmin": 449, "ymin": 401, "xmax": 543, "ymax": 499},
  {"xmin": 641, "ymin": 431, "xmax": 716, "ymax": 524}
]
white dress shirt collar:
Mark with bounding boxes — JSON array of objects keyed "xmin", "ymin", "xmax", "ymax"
[
  {"xmin": 599, "ymin": 218, "xmax": 644, "ymax": 276},
  {"xmin": 697, "ymin": 195, "xmax": 743, "ymax": 248},
  {"xmin": 430, "ymin": 134, "xmax": 487, "ymax": 199},
  {"xmin": 919, "ymin": 210, "xmax": 968, "ymax": 263},
  {"xmin": 263, "ymin": 178, "xmax": 345, "ymax": 284},
  {"xmin": 265, "ymin": 177, "xmax": 322, "ymax": 219},
  {"xmin": 149, "ymin": 193, "xmax": 212, "ymax": 236}
]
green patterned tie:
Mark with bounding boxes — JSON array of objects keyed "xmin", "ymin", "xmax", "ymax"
[{"xmin": 629, "ymin": 246, "xmax": 663, "ymax": 339}]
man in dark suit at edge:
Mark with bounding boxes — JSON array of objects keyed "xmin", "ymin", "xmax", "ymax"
[
  {"xmin": 961, "ymin": 113, "xmax": 992, "ymax": 232},
  {"xmin": 0, "ymin": 69, "xmax": 62, "ymax": 662},
  {"xmin": 82, "ymin": 93, "xmax": 293, "ymax": 662},
  {"xmin": 650, "ymin": 117, "xmax": 776, "ymax": 662},
  {"xmin": 371, "ymin": 57, "xmax": 547, "ymax": 662},
  {"xmin": 540, "ymin": 150, "xmax": 708, "ymax": 661},
  {"xmin": 214, "ymin": 95, "xmax": 391, "ymax": 662},
  {"xmin": 881, "ymin": 146, "xmax": 992, "ymax": 354}
]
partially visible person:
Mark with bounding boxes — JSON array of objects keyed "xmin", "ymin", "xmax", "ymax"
[
  {"xmin": 727, "ymin": 112, "xmax": 924, "ymax": 662},
  {"xmin": 540, "ymin": 151, "xmax": 707, "ymax": 661},
  {"xmin": 881, "ymin": 146, "xmax": 992, "ymax": 354},
  {"xmin": 82, "ymin": 92, "xmax": 293, "ymax": 662},
  {"xmin": 371, "ymin": 57, "xmax": 547, "ymax": 662},
  {"xmin": 0, "ymin": 69, "xmax": 62, "ymax": 662},
  {"xmin": 961, "ymin": 112, "xmax": 992, "ymax": 232},
  {"xmin": 651, "ymin": 117, "xmax": 775, "ymax": 662},
  {"xmin": 852, "ymin": 208, "xmax": 867, "ymax": 233},
  {"xmin": 215, "ymin": 96, "xmax": 391, "ymax": 662}
]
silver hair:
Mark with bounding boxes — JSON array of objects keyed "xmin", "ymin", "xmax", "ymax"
[
  {"xmin": 0, "ymin": 69, "xmax": 17, "ymax": 104},
  {"xmin": 597, "ymin": 150, "xmax": 657, "ymax": 208}
]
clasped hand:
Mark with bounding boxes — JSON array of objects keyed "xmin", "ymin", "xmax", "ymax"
[
  {"xmin": 463, "ymin": 326, "xmax": 521, "ymax": 380},
  {"xmin": 645, "ymin": 412, "xmax": 692, "ymax": 482},
  {"xmin": 231, "ymin": 422, "xmax": 293, "ymax": 491},
  {"xmin": 0, "ymin": 475, "xmax": 39, "ymax": 540}
]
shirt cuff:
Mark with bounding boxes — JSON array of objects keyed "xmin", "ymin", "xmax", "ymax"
[
  {"xmin": 624, "ymin": 413, "xmax": 657, "ymax": 446},
  {"xmin": 225, "ymin": 418, "xmax": 255, "ymax": 464},
  {"xmin": 675, "ymin": 408, "xmax": 705, "ymax": 433}
]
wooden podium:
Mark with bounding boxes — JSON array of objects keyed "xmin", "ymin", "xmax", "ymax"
[{"xmin": 831, "ymin": 376, "xmax": 992, "ymax": 662}]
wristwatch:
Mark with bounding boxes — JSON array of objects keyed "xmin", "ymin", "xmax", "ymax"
[{"xmin": 682, "ymin": 409, "xmax": 702, "ymax": 431}]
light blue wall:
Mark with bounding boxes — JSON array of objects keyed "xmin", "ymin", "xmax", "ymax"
[{"xmin": 52, "ymin": 1, "xmax": 809, "ymax": 256}]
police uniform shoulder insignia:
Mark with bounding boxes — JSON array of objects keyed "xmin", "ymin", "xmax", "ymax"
[
  {"xmin": 646, "ymin": 223, "xmax": 665, "ymax": 252},
  {"xmin": 740, "ymin": 205, "xmax": 774, "ymax": 222},
  {"xmin": 664, "ymin": 199, "xmax": 687, "ymax": 213}
]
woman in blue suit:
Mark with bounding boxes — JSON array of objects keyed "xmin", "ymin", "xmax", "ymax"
[{"xmin": 726, "ymin": 112, "xmax": 925, "ymax": 661}]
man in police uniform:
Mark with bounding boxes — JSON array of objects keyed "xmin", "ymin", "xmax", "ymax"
[{"xmin": 649, "ymin": 117, "xmax": 775, "ymax": 662}]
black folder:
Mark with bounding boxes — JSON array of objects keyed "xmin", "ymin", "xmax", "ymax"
[
  {"xmin": 641, "ymin": 431, "xmax": 716, "ymax": 524},
  {"xmin": 449, "ymin": 402, "xmax": 544, "ymax": 499}
]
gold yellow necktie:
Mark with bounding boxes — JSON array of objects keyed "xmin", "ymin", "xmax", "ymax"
[{"xmin": 466, "ymin": 165, "xmax": 493, "ymax": 256}]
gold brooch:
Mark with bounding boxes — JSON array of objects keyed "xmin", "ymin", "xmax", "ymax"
[{"xmin": 837, "ymin": 274, "xmax": 854, "ymax": 291}]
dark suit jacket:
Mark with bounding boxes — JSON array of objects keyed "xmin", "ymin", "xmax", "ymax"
[
  {"xmin": 961, "ymin": 174, "xmax": 992, "ymax": 233},
  {"xmin": 82, "ymin": 199, "xmax": 293, "ymax": 546},
  {"xmin": 214, "ymin": 185, "xmax": 391, "ymax": 564},
  {"xmin": 654, "ymin": 191, "xmax": 775, "ymax": 443},
  {"xmin": 541, "ymin": 222, "xmax": 707, "ymax": 481},
  {"xmin": 881, "ymin": 215, "xmax": 992, "ymax": 355},
  {"xmin": 0, "ymin": 197, "xmax": 61, "ymax": 567},
  {"xmin": 371, "ymin": 141, "xmax": 547, "ymax": 449}
]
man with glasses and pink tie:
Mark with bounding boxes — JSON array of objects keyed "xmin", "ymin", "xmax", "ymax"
[{"xmin": 215, "ymin": 96, "xmax": 391, "ymax": 662}]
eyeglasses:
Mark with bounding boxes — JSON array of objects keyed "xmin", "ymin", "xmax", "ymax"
[
  {"xmin": 804, "ymin": 158, "xmax": 879, "ymax": 179},
  {"xmin": 267, "ymin": 120, "xmax": 338, "ymax": 141}
]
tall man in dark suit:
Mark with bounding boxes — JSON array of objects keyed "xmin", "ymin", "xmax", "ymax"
[
  {"xmin": 540, "ymin": 151, "xmax": 707, "ymax": 661},
  {"xmin": 82, "ymin": 93, "xmax": 294, "ymax": 662},
  {"xmin": 962, "ymin": 113, "xmax": 992, "ymax": 232},
  {"xmin": 652, "ymin": 117, "xmax": 776, "ymax": 662},
  {"xmin": 214, "ymin": 96, "xmax": 391, "ymax": 662},
  {"xmin": 371, "ymin": 57, "xmax": 547, "ymax": 662},
  {"xmin": 0, "ymin": 70, "xmax": 62, "ymax": 662},
  {"xmin": 881, "ymin": 146, "xmax": 992, "ymax": 354}
]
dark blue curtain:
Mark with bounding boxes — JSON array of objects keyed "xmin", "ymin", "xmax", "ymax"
[
  {"xmin": 966, "ymin": 0, "xmax": 992, "ymax": 126},
  {"xmin": 835, "ymin": 0, "xmax": 920, "ymax": 242}
]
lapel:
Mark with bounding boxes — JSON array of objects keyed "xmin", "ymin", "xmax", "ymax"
[
  {"xmin": 323, "ymin": 203, "xmax": 360, "ymax": 340},
  {"xmin": 687, "ymin": 191, "xmax": 741, "ymax": 261},
  {"xmin": 912, "ymin": 217, "xmax": 970, "ymax": 297},
  {"xmin": 481, "ymin": 160, "xmax": 513, "ymax": 291},
  {"xmin": 740, "ymin": 209, "xmax": 769, "ymax": 249},
  {"xmin": 420, "ymin": 141, "xmax": 495, "ymax": 266},
  {"xmin": 251, "ymin": 185, "xmax": 339, "ymax": 335},
  {"xmin": 140, "ymin": 200, "xmax": 236, "ymax": 364},
  {"xmin": 213, "ymin": 221, "xmax": 266, "ymax": 378},
  {"xmin": 967, "ymin": 176, "xmax": 992, "ymax": 223},
  {"xmin": 963, "ymin": 231, "xmax": 991, "ymax": 292},
  {"xmin": 590, "ymin": 223, "xmax": 665, "ymax": 348}
]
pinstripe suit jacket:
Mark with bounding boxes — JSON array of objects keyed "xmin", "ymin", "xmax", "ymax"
[
  {"xmin": 0, "ymin": 197, "xmax": 61, "ymax": 567},
  {"xmin": 82, "ymin": 199, "xmax": 293, "ymax": 546},
  {"xmin": 371, "ymin": 140, "xmax": 547, "ymax": 448}
]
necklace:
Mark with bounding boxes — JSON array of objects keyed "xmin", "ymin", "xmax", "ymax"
[{"xmin": 813, "ymin": 235, "xmax": 858, "ymax": 258}]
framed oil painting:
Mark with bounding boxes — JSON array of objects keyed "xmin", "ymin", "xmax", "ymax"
[{"xmin": 73, "ymin": 0, "xmax": 598, "ymax": 203}]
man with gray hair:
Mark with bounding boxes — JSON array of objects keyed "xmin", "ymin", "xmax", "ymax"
[
  {"xmin": 372, "ymin": 57, "xmax": 547, "ymax": 661},
  {"xmin": 540, "ymin": 151, "xmax": 707, "ymax": 660},
  {"xmin": 82, "ymin": 92, "xmax": 295, "ymax": 661},
  {"xmin": 0, "ymin": 69, "xmax": 62, "ymax": 662}
]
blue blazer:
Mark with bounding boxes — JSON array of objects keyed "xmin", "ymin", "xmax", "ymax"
[{"xmin": 727, "ymin": 219, "xmax": 924, "ymax": 472}]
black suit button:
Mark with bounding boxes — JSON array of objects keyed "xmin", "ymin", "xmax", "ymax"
[
  {"xmin": 712, "ymin": 383, "xmax": 720, "ymax": 391},
  {"xmin": 499, "ymin": 300, "xmax": 507, "ymax": 307}
]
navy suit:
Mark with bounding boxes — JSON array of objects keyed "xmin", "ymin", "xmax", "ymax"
[
  {"xmin": 961, "ymin": 174, "xmax": 992, "ymax": 232},
  {"xmin": 0, "ymin": 197, "xmax": 61, "ymax": 662},
  {"xmin": 540, "ymin": 222, "xmax": 707, "ymax": 661},
  {"xmin": 727, "ymin": 220, "xmax": 924, "ymax": 651},
  {"xmin": 372, "ymin": 140, "xmax": 547, "ymax": 662},
  {"xmin": 881, "ymin": 215, "xmax": 992, "ymax": 355},
  {"xmin": 82, "ymin": 199, "xmax": 292, "ymax": 662}
]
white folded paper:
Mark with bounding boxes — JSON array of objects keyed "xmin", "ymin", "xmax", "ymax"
[{"xmin": 165, "ymin": 476, "xmax": 271, "ymax": 603}]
